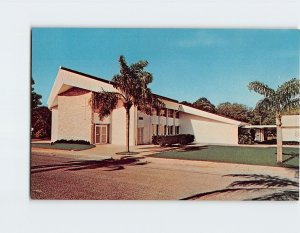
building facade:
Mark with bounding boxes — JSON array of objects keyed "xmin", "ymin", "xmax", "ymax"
[{"xmin": 48, "ymin": 67, "xmax": 243, "ymax": 146}]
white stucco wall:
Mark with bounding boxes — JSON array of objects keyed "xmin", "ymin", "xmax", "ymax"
[
  {"xmin": 110, "ymin": 101, "xmax": 136, "ymax": 146},
  {"xmin": 51, "ymin": 106, "xmax": 58, "ymax": 142},
  {"xmin": 57, "ymin": 90, "xmax": 92, "ymax": 142},
  {"xmin": 282, "ymin": 128, "xmax": 300, "ymax": 142},
  {"xmin": 179, "ymin": 112, "xmax": 239, "ymax": 145},
  {"xmin": 282, "ymin": 115, "xmax": 300, "ymax": 142},
  {"xmin": 137, "ymin": 111, "xmax": 153, "ymax": 144}
]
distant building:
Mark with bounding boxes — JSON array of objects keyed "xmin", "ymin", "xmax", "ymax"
[
  {"xmin": 282, "ymin": 115, "xmax": 300, "ymax": 142},
  {"xmin": 241, "ymin": 115, "xmax": 300, "ymax": 143}
]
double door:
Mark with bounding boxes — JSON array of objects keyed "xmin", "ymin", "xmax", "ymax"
[{"xmin": 95, "ymin": 125, "xmax": 108, "ymax": 144}]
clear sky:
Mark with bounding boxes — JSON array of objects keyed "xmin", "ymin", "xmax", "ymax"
[{"xmin": 32, "ymin": 28, "xmax": 299, "ymax": 108}]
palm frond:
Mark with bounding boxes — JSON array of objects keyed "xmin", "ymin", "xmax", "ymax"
[
  {"xmin": 256, "ymin": 97, "xmax": 273, "ymax": 112},
  {"xmin": 276, "ymin": 78, "xmax": 300, "ymax": 101},
  {"xmin": 151, "ymin": 96, "xmax": 165, "ymax": 112},
  {"xmin": 282, "ymin": 97, "xmax": 300, "ymax": 112},
  {"xmin": 248, "ymin": 81, "xmax": 275, "ymax": 97},
  {"xmin": 93, "ymin": 91, "xmax": 119, "ymax": 120}
]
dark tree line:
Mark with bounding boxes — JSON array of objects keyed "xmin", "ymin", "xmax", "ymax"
[
  {"xmin": 179, "ymin": 96, "xmax": 298, "ymax": 125},
  {"xmin": 31, "ymin": 77, "xmax": 51, "ymax": 139}
]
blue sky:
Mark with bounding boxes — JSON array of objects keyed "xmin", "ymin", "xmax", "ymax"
[{"xmin": 32, "ymin": 28, "xmax": 299, "ymax": 108}]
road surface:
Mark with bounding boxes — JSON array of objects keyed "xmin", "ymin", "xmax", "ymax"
[{"xmin": 31, "ymin": 152, "xmax": 298, "ymax": 200}]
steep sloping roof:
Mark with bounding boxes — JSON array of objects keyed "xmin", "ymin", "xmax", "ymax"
[
  {"xmin": 48, "ymin": 66, "xmax": 243, "ymax": 126},
  {"xmin": 47, "ymin": 67, "xmax": 118, "ymax": 108}
]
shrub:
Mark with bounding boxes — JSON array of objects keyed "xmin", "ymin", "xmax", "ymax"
[
  {"xmin": 54, "ymin": 139, "xmax": 91, "ymax": 145},
  {"xmin": 238, "ymin": 133, "xmax": 254, "ymax": 145},
  {"xmin": 152, "ymin": 135, "xmax": 160, "ymax": 145},
  {"xmin": 238, "ymin": 128, "xmax": 254, "ymax": 145},
  {"xmin": 283, "ymin": 141, "xmax": 299, "ymax": 145},
  {"xmin": 152, "ymin": 134, "xmax": 194, "ymax": 146}
]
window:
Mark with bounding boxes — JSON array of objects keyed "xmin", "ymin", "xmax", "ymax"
[
  {"xmin": 164, "ymin": 125, "xmax": 167, "ymax": 135},
  {"xmin": 138, "ymin": 117, "xmax": 143, "ymax": 120},
  {"xmin": 175, "ymin": 126, "xmax": 180, "ymax": 134},
  {"xmin": 175, "ymin": 111, "xmax": 180, "ymax": 119},
  {"xmin": 167, "ymin": 109, "xmax": 174, "ymax": 118},
  {"xmin": 168, "ymin": 126, "xmax": 173, "ymax": 135}
]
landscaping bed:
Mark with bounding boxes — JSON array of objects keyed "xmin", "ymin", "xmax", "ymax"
[{"xmin": 148, "ymin": 145, "xmax": 299, "ymax": 168}]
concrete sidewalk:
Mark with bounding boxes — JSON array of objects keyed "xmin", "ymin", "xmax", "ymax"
[
  {"xmin": 31, "ymin": 144, "xmax": 168, "ymax": 160},
  {"xmin": 31, "ymin": 143, "xmax": 298, "ymax": 180}
]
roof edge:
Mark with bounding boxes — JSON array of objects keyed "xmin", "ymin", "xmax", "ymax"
[
  {"xmin": 60, "ymin": 66, "xmax": 179, "ymax": 103},
  {"xmin": 60, "ymin": 66, "xmax": 112, "ymax": 85}
]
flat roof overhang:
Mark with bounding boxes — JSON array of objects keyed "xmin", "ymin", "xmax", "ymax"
[{"xmin": 242, "ymin": 125, "xmax": 276, "ymax": 129}]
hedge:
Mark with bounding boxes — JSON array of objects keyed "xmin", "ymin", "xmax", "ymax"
[
  {"xmin": 53, "ymin": 139, "xmax": 91, "ymax": 145},
  {"xmin": 152, "ymin": 134, "xmax": 194, "ymax": 146}
]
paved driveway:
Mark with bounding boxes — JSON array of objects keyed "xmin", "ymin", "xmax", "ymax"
[{"xmin": 31, "ymin": 149, "xmax": 298, "ymax": 200}]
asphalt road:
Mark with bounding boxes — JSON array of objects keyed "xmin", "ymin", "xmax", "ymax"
[{"xmin": 30, "ymin": 152, "xmax": 299, "ymax": 200}]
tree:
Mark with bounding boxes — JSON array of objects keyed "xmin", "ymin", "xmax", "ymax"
[
  {"xmin": 248, "ymin": 106, "xmax": 276, "ymax": 125},
  {"xmin": 216, "ymin": 102, "xmax": 252, "ymax": 122},
  {"xmin": 93, "ymin": 56, "xmax": 164, "ymax": 153},
  {"xmin": 193, "ymin": 97, "xmax": 216, "ymax": 113},
  {"xmin": 32, "ymin": 106, "xmax": 52, "ymax": 139},
  {"xmin": 179, "ymin": 101, "xmax": 193, "ymax": 107},
  {"xmin": 31, "ymin": 77, "xmax": 42, "ymax": 109},
  {"xmin": 248, "ymin": 78, "xmax": 300, "ymax": 163}
]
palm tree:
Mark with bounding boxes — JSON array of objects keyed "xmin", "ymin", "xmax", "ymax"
[
  {"xmin": 93, "ymin": 55, "xmax": 164, "ymax": 153},
  {"xmin": 248, "ymin": 78, "xmax": 300, "ymax": 163}
]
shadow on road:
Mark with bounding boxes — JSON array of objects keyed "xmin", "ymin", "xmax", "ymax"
[
  {"xmin": 181, "ymin": 172, "xmax": 299, "ymax": 201},
  {"xmin": 31, "ymin": 156, "xmax": 148, "ymax": 174},
  {"xmin": 224, "ymin": 174, "xmax": 299, "ymax": 188}
]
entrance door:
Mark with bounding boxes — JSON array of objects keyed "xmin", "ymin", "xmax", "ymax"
[
  {"xmin": 95, "ymin": 125, "xmax": 108, "ymax": 144},
  {"xmin": 137, "ymin": 127, "xmax": 144, "ymax": 145}
]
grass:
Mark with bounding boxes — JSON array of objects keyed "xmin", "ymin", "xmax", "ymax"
[
  {"xmin": 148, "ymin": 145, "xmax": 299, "ymax": 168},
  {"xmin": 31, "ymin": 143, "xmax": 95, "ymax": 151}
]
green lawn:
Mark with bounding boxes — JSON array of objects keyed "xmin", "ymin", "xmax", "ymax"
[
  {"xmin": 148, "ymin": 145, "xmax": 299, "ymax": 168},
  {"xmin": 31, "ymin": 143, "xmax": 95, "ymax": 151}
]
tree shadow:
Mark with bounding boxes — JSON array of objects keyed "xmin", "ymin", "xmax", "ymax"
[
  {"xmin": 31, "ymin": 156, "xmax": 148, "ymax": 174},
  {"xmin": 180, "ymin": 187, "xmax": 264, "ymax": 200},
  {"xmin": 282, "ymin": 151, "xmax": 299, "ymax": 164},
  {"xmin": 249, "ymin": 190, "xmax": 299, "ymax": 201},
  {"xmin": 176, "ymin": 145, "xmax": 208, "ymax": 152},
  {"xmin": 181, "ymin": 173, "xmax": 299, "ymax": 201},
  {"xmin": 137, "ymin": 146, "xmax": 181, "ymax": 154},
  {"xmin": 224, "ymin": 174, "xmax": 299, "ymax": 188}
]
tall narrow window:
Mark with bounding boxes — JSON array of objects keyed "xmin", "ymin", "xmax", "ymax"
[
  {"xmin": 168, "ymin": 126, "xmax": 173, "ymax": 135},
  {"xmin": 175, "ymin": 126, "xmax": 180, "ymax": 134},
  {"xmin": 167, "ymin": 109, "xmax": 174, "ymax": 118}
]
